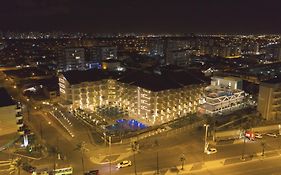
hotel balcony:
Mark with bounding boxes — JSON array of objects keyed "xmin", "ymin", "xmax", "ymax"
[
  {"xmin": 16, "ymin": 119, "xmax": 24, "ymax": 127},
  {"xmin": 16, "ymin": 106, "xmax": 21, "ymax": 113},
  {"xmin": 16, "ymin": 112, "xmax": 23, "ymax": 120},
  {"xmin": 17, "ymin": 128, "xmax": 24, "ymax": 135}
]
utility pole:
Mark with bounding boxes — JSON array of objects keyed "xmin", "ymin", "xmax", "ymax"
[
  {"xmin": 40, "ymin": 121, "xmax": 43, "ymax": 139},
  {"xmin": 241, "ymin": 135, "xmax": 246, "ymax": 160},
  {"xmin": 155, "ymin": 139, "xmax": 159, "ymax": 175},
  {"xmin": 180, "ymin": 153, "xmax": 186, "ymax": 170},
  {"xmin": 132, "ymin": 141, "xmax": 138, "ymax": 175},
  {"xmin": 109, "ymin": 136, "xmax": 112, "ymax": 175},
  {"xmin": 261, "ymin": 141, "xmax": 265, "ymax": 156},
  {"xmin": 204, "ymin": 124, "xmax": 209, "ymax": 153}
]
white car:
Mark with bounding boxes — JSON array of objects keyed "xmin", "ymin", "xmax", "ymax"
[
  {"xmin": 255, "ymin": 133, "xmax": 263, "ymax": 139},
  {"xmin": 266, "ymin": 133, "xmax": 277, "ymax": 138},
  {"xmin": 206, "ymin": 148, "xmax": 217, "ymax": 155},
  {"xmin": 116, "ymin": 160, "xmax": 132, "ymax": 169}
]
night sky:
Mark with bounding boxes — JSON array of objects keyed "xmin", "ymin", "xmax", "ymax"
[{"xmin": 1, "ymin": 0, "xmax": 281, "ymax": 33}]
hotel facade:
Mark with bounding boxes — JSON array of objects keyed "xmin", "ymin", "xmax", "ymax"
[{"xmin": 59, "ymin": 69, "xmax": 208, "ymax": 125}]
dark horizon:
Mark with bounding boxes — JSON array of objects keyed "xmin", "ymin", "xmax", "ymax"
[{"xmin": 1, "ymin": 0, "xmax": 281, "ymax": 34}]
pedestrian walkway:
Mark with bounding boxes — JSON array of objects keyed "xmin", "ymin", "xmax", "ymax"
[{"xmin": 140, "ymin": 149, "xmax": 281, "ymax": 175}]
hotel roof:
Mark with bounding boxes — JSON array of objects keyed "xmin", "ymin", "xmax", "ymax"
[
  {"xmin": 61, "ymin": 69, "xmax": 122, "ymax": 85},
  {"xmin": 0, "ymin": 87, "xmax": 15, "ymax": 107},
  {"xmin": 61, "ymin": 69, "xmax": 208, "ymax": 91}
]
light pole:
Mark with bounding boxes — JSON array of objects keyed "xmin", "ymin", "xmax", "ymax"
[
  {"xmin": 204, "ymin": 124, "xmax": 209, "ymax": 153},
  {"xmin": 40, "ymin": 121, "xmax": 43, "ymax": 139},
  {"xmin": 261, "ymin": 141, "xmax": 265, "ymax": 157},
  {"xmin": 132, "ymin": 141, "xmax": 138, "ymax": 175},
  {"xmin": 109, "ymin": 136, "xmax": 112, "ymax": 175},
  {"xmin": 155, "ymin": 139, "xmax": 159, "ymax": 175},
  {"xmin": 180, "ymin": 153, "xmax": 186, "ymax": 170}
]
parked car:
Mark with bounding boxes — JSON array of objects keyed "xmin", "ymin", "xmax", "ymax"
[
  {"xmin": 255, "ymin": 133, "xmax": 263, "ymax": 139},
  {"xmin": 84, "ymin": 170, "xmax": 99, "ymax": 175},
  {"xmin": 116, "ymin": 160, "xmax": 132, "ymax": 168},
  {"xmin": 23, "ymin": 164, "xmax": 36, "ymax": 173},
  {"xmin": 266, "ymin": 133, "xmax": 277, "ymax": 138},
  {"xmin": 206, "ymin": 148, "xmax": 217, "ymax": 155}
]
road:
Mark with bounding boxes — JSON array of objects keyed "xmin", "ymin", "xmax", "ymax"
[
  {"xmin": 189, "ymin": 156, "xmax": 281, "ymax": 175},
  {"xmin": 2, "ymin": 71, "xmax": 281, "ymax": 175}
]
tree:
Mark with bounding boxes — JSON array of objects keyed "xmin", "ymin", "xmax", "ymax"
[
  {"xmin": 241, "ymin": 121, "xmax": 251, "ymax": 160},
  {"xmin": 75, "ymin": 141, "xmax": 88, "ymax": 174},
  {"xmin": 15, "ymin": 158, "xmax": 22, "ymax": 175},
  {"xmin": 131, "ymin": 141, "xmax": 139, "ymax": 175},
  {"xmin": 48, "ymin": 146, "xmax": 59, "ymax": 171}
]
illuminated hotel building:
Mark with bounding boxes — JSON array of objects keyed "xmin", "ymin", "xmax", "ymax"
[
  {"xmin": 258, "ymin": 78, "xmax": 281, "ymax": 120},
  {"xmin": 199, "ymin": 77, "xmax": 245, "ymax": 116},
  {"xmin": 0, "ymin": 87, "xmax": 24, "ymax": 136},
  {"xmin": 59, "ymin": 69, "xmax": 207, "ymax": 125}
]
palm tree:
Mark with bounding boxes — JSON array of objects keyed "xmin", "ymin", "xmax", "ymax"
[
  {"xmin": 131, "ymin": 141, "xmax": 138, "ymax": 175},
  {"xmin": 48, "ymin": 146, "xmax": 59, "ymax": 171},
  {"xmin": 15, "ymin": 158, "xmax": 22, "ymax": 175},
  {"xmin": 75, "ymin": 141, "xmax": 88, "ymax": 174},
  {"xmin": 241, "ymin": 121, "xmax": 251, "ymax": 160}
]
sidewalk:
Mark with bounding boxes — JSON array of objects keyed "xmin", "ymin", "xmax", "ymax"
[{"xmin": 140, "ymin": 149, "xmax": 281, "ymax": 175}]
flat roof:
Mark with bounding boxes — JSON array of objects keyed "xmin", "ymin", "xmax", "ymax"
[
  {"xmin": 262, "ymin": 77, "xmax": 281, "ymax": 84},
  {"xmin": 0, "ymin": 88, "xmax": 15, "ymax": 107},
  {"xmin": 62, "ymin": 69, "xmax": 208, "ymax": 91},
  {"xmin": 62, "ymin": 69, "xmax": 123, "ymax": 85}
]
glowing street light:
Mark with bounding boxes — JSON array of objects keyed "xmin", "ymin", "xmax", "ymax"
[{"xmin": 204, "ymin": 124, "xmax": 209, "ymax": 153}]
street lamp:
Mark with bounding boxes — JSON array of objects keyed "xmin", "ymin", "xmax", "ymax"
[
  {"xmin": 180, "ymin": 153, "xmax": 186, "ymax": 170},
  {"xmin": 204, "ymin": 124, "xmax": 209, "ymax": 153},
  {"xmin": 155, "ymin": 139, "xmax": 160, "ymax": 175},
  {"xmin": 131, "ymin": 141, "xmax": 138, "ymax": 175}
]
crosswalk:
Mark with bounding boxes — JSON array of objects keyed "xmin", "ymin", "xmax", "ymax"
[{"xmin": 0, "ymin": 158, "xmax": 20, "ymax": 174}]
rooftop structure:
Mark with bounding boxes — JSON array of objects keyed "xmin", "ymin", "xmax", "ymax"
[{"xmin": 199, "ymin": 76, "xmax": 245, "ymax": 116}]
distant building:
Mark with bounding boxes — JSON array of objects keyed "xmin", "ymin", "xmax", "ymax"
[
  {"xmin": 88, "ymin": 46, "xmax": 117, "ymax": 62},
  {"xmin": 59, "ymin": 69, "xmax": 207, "ymax": 125},
  {"xmin": 0, "ymin": 88, "xmax": 23, "ymax": 136},
  {"xmin": 201, "ymin": 46, "xmax": 241, "ymax": 58},
  {"xmin": 58, "ymin": 48, "xmax": 86, "ymax": 71},
  {"xmin": 258, "ymin": 78, "xmax": 281, "ymax": 120},
  {"xmin": 164, "ymin": 39, "xmax": 195, "ymax": 66},
  {"xmin": 273, "ymin": 45, "xmax": 281, "ymax": 61},
  {"xmin": 101, "ymin": 59, "xmax": 125, "ymax": 71},
  {"xmin": 199, "ymin": 77, "xmax": 245, "ymax": 116}
]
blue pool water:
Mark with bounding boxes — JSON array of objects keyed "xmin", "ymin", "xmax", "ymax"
[{"xmin": 106, "ymin": 119, "xmax": 147, "ymax": 132}]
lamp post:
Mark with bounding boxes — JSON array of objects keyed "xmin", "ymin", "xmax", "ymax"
[
  {"xmin": 180, "ymin": 153, "xmax": 186, "ymax": 170},
  {"xmin": 109, "ymin": 136, "xmax": 112, "ymax": 175},
  {"xmin": 204, "ymin": 124, "xmax": 209, "ymax": 153},
  {"xmin": 155, "ymin": 139, "xmax": 159, "ymax": 175},
  {"xmin": 132, "ymin": 141, "xmax": 138, "ymax": 175},
  {"xmin": 261, "ymin": 141, "xmax": 265, "ymax": 157}
]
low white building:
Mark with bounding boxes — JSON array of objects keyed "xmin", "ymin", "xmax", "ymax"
[{"xmin": 199, "ymin": 77, "xmax": 245, "ymax": 116}]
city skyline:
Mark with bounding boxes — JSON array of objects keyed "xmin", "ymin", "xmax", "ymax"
[{"xmin": 1, "ymin": 0, "xmax": 281, "ymax": 33}]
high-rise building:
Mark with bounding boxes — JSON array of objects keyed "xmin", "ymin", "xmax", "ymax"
[
  {"xmin": 58, "ymin": 48, "xmax": 86, "ymax": 72},
  {"xmin": 89, "ymin": 46, "xmax": 117, "ymax": 62},
  {"xmin": 258, "ymin": 78, "xmax": 281, "ymax": 120}
]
